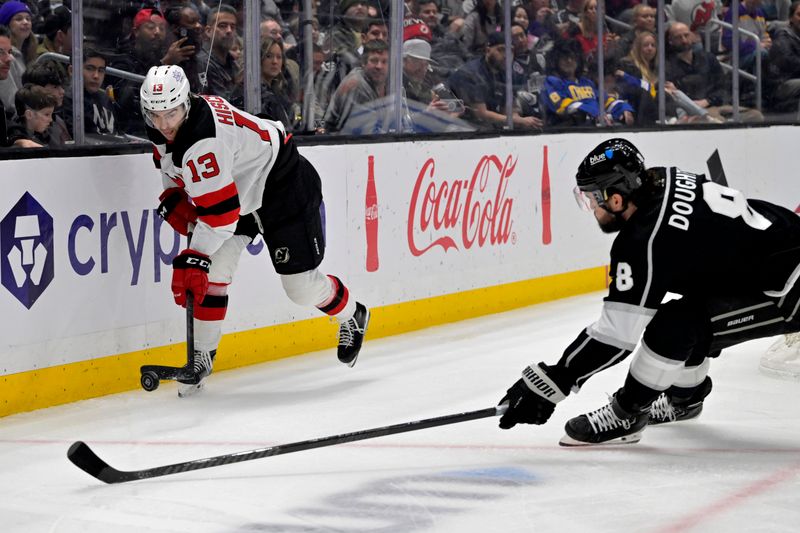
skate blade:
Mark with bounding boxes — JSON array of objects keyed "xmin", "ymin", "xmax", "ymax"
[
  {"xmin": 177, "ymin": 380, "xmax": 206, "ymax": 398},
  {"xmin": 558, "ymin": 431, "xmax": 643, "ymax": 447}
]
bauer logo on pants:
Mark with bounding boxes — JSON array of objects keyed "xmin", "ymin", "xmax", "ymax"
[
  {"xmin": 274, "ymin": 247, "xmax": 290, "ymax": 264},
  {"xmin": 0, "ymin": 192, "xmax": 55, "ymax": 309}
]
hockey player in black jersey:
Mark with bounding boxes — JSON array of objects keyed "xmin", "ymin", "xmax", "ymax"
[
  {"xmin": 140, "ymin": 65, "xmax": 370, "ymax": 397},
  {"xmin": 498, "ymin": 137, "xmax": 800, "ymax": 445}
]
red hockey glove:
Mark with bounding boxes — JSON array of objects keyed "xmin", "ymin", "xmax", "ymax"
[
  {"xmin": 171, "ymin": 249, "xmax": 211, "ymax": 307},
  {"xmin": 157, "ymin": 188, "xmax": 197, "ymax": 236}
]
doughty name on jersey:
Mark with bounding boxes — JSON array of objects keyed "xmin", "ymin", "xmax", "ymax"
[{"xmin": 668, "ymin": 172, "xmax": 699, "ymax": 231}]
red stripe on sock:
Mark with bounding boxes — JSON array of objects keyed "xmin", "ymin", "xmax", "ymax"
[{"xmin": 195, "ymin": 306, "xmax": 227, "ymax": 321}]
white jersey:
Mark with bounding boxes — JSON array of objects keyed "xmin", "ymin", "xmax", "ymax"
[{"xmin": 148, "ymin": 95, "xmax": 288, "ymax": 257}]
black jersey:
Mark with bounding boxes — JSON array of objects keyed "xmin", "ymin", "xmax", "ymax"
[{"xmin": 557, "ymin": 167, "xmax": 800, "ymax": 390}]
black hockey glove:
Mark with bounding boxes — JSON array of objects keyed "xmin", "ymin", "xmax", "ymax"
[{"xmin": 498, "ymin": 363, "xmax": 568, "ymax": 429}]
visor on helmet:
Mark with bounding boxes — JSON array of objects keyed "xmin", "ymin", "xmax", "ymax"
[
  {"xmin": 142, "ymin": 101, "xmax": 190, "ymax": 129},
  {"xmin": 573, "ymin": 186, "xmax": 606, "ymax": 212}
]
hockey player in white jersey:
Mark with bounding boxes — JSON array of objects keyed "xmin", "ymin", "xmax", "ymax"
[
  {"xmin": 140, "ymin": 65, "xmax": 370, "ymax": 396},
  {"xmin": 498, "ymin": 138, "xmax": 800, "ymax": 445}
]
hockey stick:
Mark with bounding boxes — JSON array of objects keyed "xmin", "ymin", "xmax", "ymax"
[
  {"xmin": 185, "ymin": 290, "xmax": 195, "ymax": 369},
  {"xmin": 139, "ymin": 291, "xmax": 196, "ymax": 390},
  {"xmin": 67, "ymin": 405, "xmax": 506, "ymax": 484}
]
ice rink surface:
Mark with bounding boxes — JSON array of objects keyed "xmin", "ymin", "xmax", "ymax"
[{"xmin": 2, "ymin": 292, "xmax": 799, "ymax": 533}]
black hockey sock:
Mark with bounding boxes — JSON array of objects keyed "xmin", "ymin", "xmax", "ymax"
[{"xmin": 616, "ymin": 374, "xmax": 662, "ymax": 414}]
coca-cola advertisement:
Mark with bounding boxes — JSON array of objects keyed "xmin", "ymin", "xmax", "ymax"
[{"xmin": 407, "ymin": 154, "xmax": 516, "ymax": 256}]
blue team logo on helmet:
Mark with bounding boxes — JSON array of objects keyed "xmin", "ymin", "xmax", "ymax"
[{"xmin": 0, "ymin": 193, "xmax": 55, "ymax": 309}]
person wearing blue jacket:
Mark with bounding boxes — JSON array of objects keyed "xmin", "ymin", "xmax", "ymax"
[{"xmin": 542, "ymin": 38, "xmax": 634, "ymax": 126}]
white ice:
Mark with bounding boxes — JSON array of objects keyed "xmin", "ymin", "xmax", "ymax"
[{"xmin": 2, "ymin": 292, "xmax": 799, "ymax": 533}]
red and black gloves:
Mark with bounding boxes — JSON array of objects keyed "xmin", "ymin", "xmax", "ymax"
[
  {"xmin": 171, "ymin": 249, "xmax": 211, "ymax": 307},
  {"xmin": 157, "ymin": 188, "xmax": 197, "ymax": 236}
]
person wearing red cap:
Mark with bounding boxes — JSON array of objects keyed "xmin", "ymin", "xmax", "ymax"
[{"xmin": 108, "ymin": 7, "xmax": 170, "ymax": 136}]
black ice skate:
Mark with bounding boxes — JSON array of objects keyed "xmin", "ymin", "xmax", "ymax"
[
  {"xmin": 337, "ymin": 302, "xmax": 370, "ymax": 367},
  {"xmin": 177, "ymin": 350, "xmax": 216, "ymax": 398},
  {"xmin": 648, "ymin": 376, "xmax": 712, "ymax": 425},
  {"xmin": 560, "ymin": 395, "xmax": 649, "ymax": 446}
]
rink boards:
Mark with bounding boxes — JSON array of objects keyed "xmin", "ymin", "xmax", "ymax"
[{"xmin": 0, "ymin": 127, "xmax": 797, "ymax": 417}]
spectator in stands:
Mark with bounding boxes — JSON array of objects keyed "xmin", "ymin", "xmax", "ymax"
[
  {"xmin": 565, "ymin": 0, "xmax": 621, "ymax": 63},
  {"xmin": 461, "ymin": 0, "xmax": 503, "ymax": 58},
  {"xmin": 527, "ymin": 0, "xmax": 558, "ymax": 41},
  {"xmin": 617, "ymin": 4, "xmax": 656, "ymax": 57},
  {"xmin": 361, "ymin": 18, "xmax": 389, "ymax": 51},
  {"xmin": 261, "ymin": 17, "xmax": 297, "ymax": 53},
  {"xmin": 330, "ymin": 0, "xmax": 370, "ymax": 71},
  {"xmin": 418, "ymin": 0, "xmax": 446, "ymax": 40},
  {"xmin": 261, "ymin": 16, "xmax": 302, "ymax": 109},
  {"xmin": 512, "ymin": 21, "xmax": 542, "ymax": 85},
  {"xmin": 722, "ymin": 0, "xmax": 772, "ymax": 73},
  {"xmin": 555, "ymin": 0, "xmax": 586, "ymax": 31},
  {"xmin": 616, "ymin": 31, "xmax": 667, "ymax": 124},
  {"xmin": 542, "ymin": 38, "xmax": 634, "ymax": 126},
  {"xmin": 0, "ymin": 1, "xmax": 34, "ymax": 85},
  {"xmin": 513, "ymin": 5, "xmax": 536, "ymax": 50},
  {"xmin": 64, "ymin": 48, "xmax": 118, "ymax": 137},
  {"xmin": 0, "ymin": 24, "xmax": 36, "ymax": 147},
  {"xmin": 667, "ymin": 0, "xmax": 718, "ymax": 39},
  {"xmin": 666, "ymin": 21, "xmax": 764, "ymax": 122},
  {"xmin": 0, "ymin": 24, "xmax": 17, "ymax": 111},
  {"xmin": 614, "ymin": 31, "xmax": 709, "ymax": 124},
  {"xmin": 403, "ymin": 38, "xmax": 442, "ymax": 105},
  {"xmin": 21, "ymin": 60, "xmax": 71, "ymax": 144},
  {"xmin": 323, "ymin": 39, "xmax": 389, "ymax": 133},
  {"xmin": 195, "ymin": 4, "xmax": 240, "ymax": 99},
  {"xmin": 256, "ymin": 38, "xmax": 300, "ymax": 130},
  {"xmin": 13, "ymin": 84, "xmax": 57, "ymax": 146},
  {"xmin": 412, "ymin": 11, "xmax": 469, "ymax": 82},
  {"xmin": 163, "ymin": 3, "xmax": 203, "ymax": 91},
  {"xmin": 36, "ymin": 5, "xmax": 71, "ymax": 58},
  {"xmin": 448, "ymin": 32, "xmax": 543, "ymax": 129},
  {"xmin": 111, "ymin": 8, "xmax": 170, "ymax": 135},
  {"xmin": 766, "ymin": 0, "xmax": 800, "ymax": 113}
]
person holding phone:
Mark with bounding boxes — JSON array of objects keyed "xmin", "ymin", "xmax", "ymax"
[{"xmin": 163, "ymin": 3, "xmax": 203, "ymax": 92}]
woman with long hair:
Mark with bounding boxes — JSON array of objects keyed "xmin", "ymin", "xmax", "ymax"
[
  {"xmin": 259, "ymin": 38, "xmax": 301, "ymax": 131},
  {"xmin": 621, "ymin": 30, "xmax": 658, "ymax": 86},
  {"xmin": 460, "ymin": 0, "xmax": 503, "ymax": 57},
  {"xmin": 615, "ymin": 31, "xmax": 695, "ymax": 124}
]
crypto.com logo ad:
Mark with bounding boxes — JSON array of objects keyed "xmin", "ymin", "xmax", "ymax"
[{"xmin": 1, "ymin": 193, "xmax": 55, "ymax": 309}]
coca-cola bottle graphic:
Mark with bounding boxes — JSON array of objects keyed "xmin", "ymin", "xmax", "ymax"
[
  {"xmin": 541, "ymin": 145, "xmax": 552, "ymax": 245},
  {"xmin": 365, "ymin": 155, "xmax": 379, "ymax": 272}
]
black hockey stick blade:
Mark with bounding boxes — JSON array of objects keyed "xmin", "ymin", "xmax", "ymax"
[
  {"xmin": 706, "ymin": 149, "xmax": 728, "ymax": 186},
  {"xmin": 67, "ymin": 405, "xmax": 506, "ymax": 484}
]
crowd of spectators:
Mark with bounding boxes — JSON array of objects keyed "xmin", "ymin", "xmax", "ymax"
[{"xmin": 2, "ymin": 0, "xmax": 800, "ymax": 147}]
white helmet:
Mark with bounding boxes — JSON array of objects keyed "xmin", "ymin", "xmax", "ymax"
[{"xmin": 140, "ymin": 65, "xmax": 191, "ymax": 127}]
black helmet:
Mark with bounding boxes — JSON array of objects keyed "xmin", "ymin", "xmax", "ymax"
[{"xmin": 575, "ymin": 138, "xmax": 644, "ymax": 196}]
